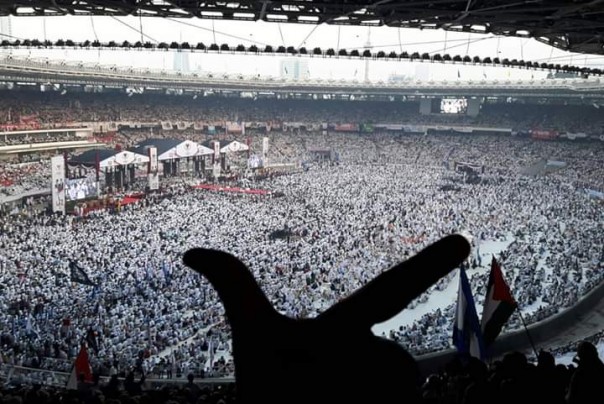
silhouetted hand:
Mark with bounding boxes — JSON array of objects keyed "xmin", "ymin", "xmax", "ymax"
[{"xmin": 184, "ymin": 234, "xmax": 470, "ymax": 404}]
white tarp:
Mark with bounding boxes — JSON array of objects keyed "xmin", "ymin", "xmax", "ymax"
[
  {"xmin": 158, "ymin": 140, "xmax": 213, "ymax": 160},
  {"xmin": 220, "ymin": 140, "xmax": 249, "ymax": 153},
  {"xmin": 102, "ymin": 151, "xmax": 149, "ymax": 169}
]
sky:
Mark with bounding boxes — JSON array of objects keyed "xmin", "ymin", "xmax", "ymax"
[{"xmin": 2, "ymin": 15, "xmax": 604, "ymax": 81}]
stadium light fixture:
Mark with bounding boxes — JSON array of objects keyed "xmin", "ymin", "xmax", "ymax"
[{"xmin": 0, "ymin": 38, "xmax": 602, "ymax": 77}]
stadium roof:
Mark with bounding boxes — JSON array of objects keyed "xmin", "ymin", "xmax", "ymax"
[
  {"xmin": 71, "ymin": 148, "xmax": 150, "ymax": 167},
  {"xmin": 4, "ymin": 1, "xmax": 604, "ymax": 55},
  {"xmin": 69, "ymin": 148, "xmax": 115, "ymax": 166},
  {"xmin": 130, "ymin": 138, "xmax": 182, "ymax": 156}
]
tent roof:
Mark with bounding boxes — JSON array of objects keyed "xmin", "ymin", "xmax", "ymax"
[
  {"xmin": 69, "ymin": 148, "xmax": 116, "ymax": 166},
  {"xmin": 130, "ymin": 138, "xmax": 182, "ymax": 155}
]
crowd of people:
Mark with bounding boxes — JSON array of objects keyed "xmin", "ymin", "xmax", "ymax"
[
  {"xmin": 0, "ymin": 93, "xmax": 602, "ymax": 401},
  {"xmin": 0, "ymin": 132, "xmax": 602, "ymax": 379},
  {"xmin": 0, "ymin": 91, "xmax": 603, "ymax": 135}
]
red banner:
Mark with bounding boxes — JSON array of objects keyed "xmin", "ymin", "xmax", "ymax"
[
  {"xmin": 334, "ymin": 124, "xmax": 359, "ymax": 132},
  {"xmin": 530, "ymin": 130, "xmax": 559, "ymax": 140}
]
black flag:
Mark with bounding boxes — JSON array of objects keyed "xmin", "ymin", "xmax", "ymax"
[
  {"xmin": 85, "ymin": 328, "xmax": 99, "ymax": 354},
  {"xmin": 69, "ymin": 261, "xmax": 96, "ymax": 286}
]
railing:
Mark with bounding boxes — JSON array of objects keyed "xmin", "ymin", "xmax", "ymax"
[{"xmin": 1, "ymin": 56, "xmax": 603, "ymax": 92}]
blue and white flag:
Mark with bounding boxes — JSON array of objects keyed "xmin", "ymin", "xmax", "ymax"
[{"xmin": 452, "ymin": 267, "xmax": 485, "ymax": 360}]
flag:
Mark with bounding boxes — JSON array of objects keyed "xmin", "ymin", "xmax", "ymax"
[
  {"xmin": 69, "ymin": 261, "xmax": 96, "ymax": 286},
  {"xmin": 208, "ymin": 338, "xmax": 215, "ymax": 368},
  {"xmin": 86, "ymin": 328, "xmax": 99, "ymax": 354},
  {"xmin": 452, "ymin": 267, "xmax": 485, "ymax": 360},
  {"xmin": 481, "ymin": 256, "xmax": 518, "ymax": 349},
  {"xmin": 66, "ymin": 344, "xmax": 93, "ymax": 390}
]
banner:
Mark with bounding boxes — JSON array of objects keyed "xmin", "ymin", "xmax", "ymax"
[
  {"xmin": 176, "ymin": 122, "xmax": 188, "ymax": 130},
  {"xmin": 148, "ymin": 146, "xmax": 159, "ymax": 190},
  {"xmin": 334, "ymin": 123, "xmax": 359, "ymax": 132},
  {"xmin": 161, "ymin": 121, "xmax": 173, "ymax": 130},
  {"xmin": 262, "ymin": 137, "xmax": 269, "ymax": 158},
  {"xmin": 51, "ymin": 155, "xmax": 66, "ymax": 214},
  {"xmin": 213, "ymin": 141, "xmax": 220, "ymax": 160},
  {"xmin": 562, "ymin": 132, "xmax": 587, "ymax": 140},
  {"xmin": 193, "ymin": 122, "xmax": 204, "ymax": 130},
  {"xmin": 530, "ymin": 129, "xmax": 559, "ymax": 140}
]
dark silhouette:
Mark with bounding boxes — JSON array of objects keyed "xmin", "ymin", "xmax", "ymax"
[
  {"xmin": 566, "ymin": 341, "xmax": 604, "ymax": 404},
  {"xmin": 183, "ymin": 234, "xmax": 471, "ymax": 404}
]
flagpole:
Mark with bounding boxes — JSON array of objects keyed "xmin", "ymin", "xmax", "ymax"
[{"xmin": 515, "ymin": 308, "xmax": 539, "ymax": 359}]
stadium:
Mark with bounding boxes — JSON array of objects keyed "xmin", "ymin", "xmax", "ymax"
[{"xmin": 0, "ymin": 1, "xmax": 603, "ymax": 403}]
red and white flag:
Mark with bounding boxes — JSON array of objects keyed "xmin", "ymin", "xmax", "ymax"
[
  {"xmin": 66, "ymin": 344, "xmax": 93, "ymax": 390},
  {"xmin": 480, "ymin": 256, "xmax": 518, "ymax": 349}
]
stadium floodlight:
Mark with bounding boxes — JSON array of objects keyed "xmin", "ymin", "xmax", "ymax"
[{"xmin": 1, "ymin": 37, "xmax": 603, "ymax": 77}]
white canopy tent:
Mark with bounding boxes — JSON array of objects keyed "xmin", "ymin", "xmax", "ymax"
[
  {"xmin": 158, "ymin": 140, "xmax": 214, "ymax": 161},
  {"xmin": 220, "ymin": 140, "xmax": 249, "ymax": 154}
]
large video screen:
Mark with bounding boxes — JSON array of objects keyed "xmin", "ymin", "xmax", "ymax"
[
  {"xmin": 65, "ymin": 178, "xmax": 97, "ymax": 201},
  {"xmin": 440, "ymin": 98, "xmax": 468, "ymax": 114}
]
